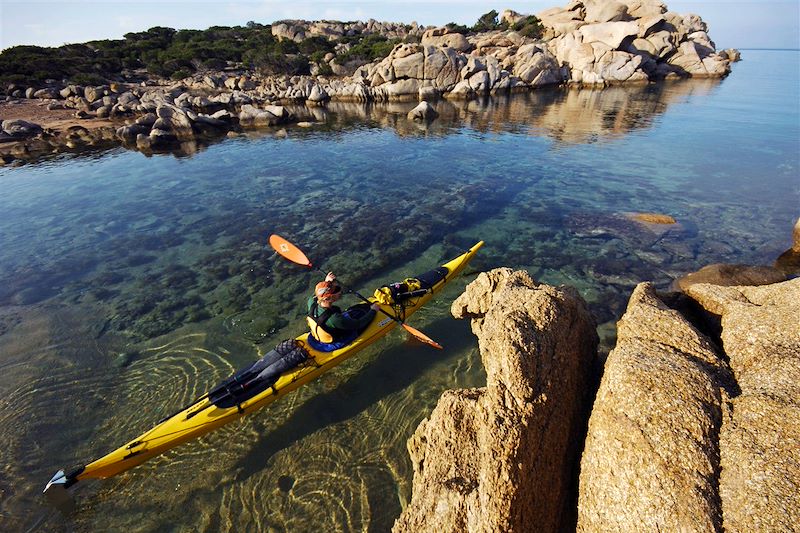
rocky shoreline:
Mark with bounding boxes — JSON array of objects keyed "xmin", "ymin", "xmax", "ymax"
[
  {"xmin": 1, "ymin": 0, "xmax": 740, "ymax": 166},
  {"xmin": 393, "ymin": 221, "xmax": 800, "ymax": 532}
]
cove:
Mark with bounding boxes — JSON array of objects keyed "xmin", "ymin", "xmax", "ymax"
[{"xmin": 0, "ymin": 50, "xmax": 797, "ymax": 532}]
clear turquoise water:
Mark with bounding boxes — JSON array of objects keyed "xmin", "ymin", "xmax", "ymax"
[{"xmin": 0, "ymin": 50, "xmax": 797, "ymax": 531}]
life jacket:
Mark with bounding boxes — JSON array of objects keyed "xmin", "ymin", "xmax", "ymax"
[{"xmin": 307, "ymin": 299, "xmax": 336, "ymax": 343}]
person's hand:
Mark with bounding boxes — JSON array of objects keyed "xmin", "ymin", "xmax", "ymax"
[
  {"xmin": 370, "ymin": 303, "xmax": 381, "ymax": 311},
  {"xmin": 325, "ymin": 272, "xmax": 336, "ymax": 283}
]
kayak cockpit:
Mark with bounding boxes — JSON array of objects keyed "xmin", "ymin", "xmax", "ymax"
[{"xmin": 207, "ymin": 340, "xmax": 311, "ymax": 409}]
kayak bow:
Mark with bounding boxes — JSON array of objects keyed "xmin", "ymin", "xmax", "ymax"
[{"xmin": 44, "ymin": 241, "xmax": 483, "ymax": 504}]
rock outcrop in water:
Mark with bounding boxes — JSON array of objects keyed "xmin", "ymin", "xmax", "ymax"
[
  {"xmin": 397, "ymin": 267, "xmax": 799, "ymax": 532},
  {"xmin": 1, "ymin": 1, "xmax": 737, "ymax": 165},
  {"xmin": 674, "ymin": 263, "xmax": 787, "ymax": 292},
  {"xmin": 393, "ymin": 268, "xmax": 598, "ymax": 532},
  {"xmin": 346, "ymin": 0, "xmax": 732, "ymax": 101}
]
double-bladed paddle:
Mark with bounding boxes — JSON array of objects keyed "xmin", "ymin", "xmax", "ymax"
[{"xmin": 269, "ymin": 234, "xmax": 443, "ymax": 349}]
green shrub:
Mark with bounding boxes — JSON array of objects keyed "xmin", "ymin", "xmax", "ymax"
[
  {"xmin": 512, "ymin": 16, "xmax": 544, "ymax": 39},
  {"xmin": 200, "ymin": 57, "xmax": 227, "ymax": 71},
  {"xmin": 69, "ymin": 72, "xmax": 107, "ymax": 85},
  {"xmin": 472, "ymin": 10, "xmax": 500, "ymax": 32},
  {"xmin": 334, "ymin": 34, "xmax": 398, "ymax": 64},
  {"xmin": 171, "ymin": 68, "xmax": 191, "ymax": 80},
  {"xmin": 309, "ymin": 50, "xmax": 328, "ymax": 64},
  {"xmin": 246, "ymin": 50, "xmax": 309, "ymax": 75},
  {"xmin": 316, "ymin": 61, "xmax": 334, "ymax": 76},
  {"xmin": 445, "ymin": 22, "xmax": 469, "ymax": 34},
  {"xmin": 298, "ymin": 36, "xmax": 335, "ymax": 55},
  {"xmin": 0, "ymin": 20, "xmax": 407, "ymax": 84}
]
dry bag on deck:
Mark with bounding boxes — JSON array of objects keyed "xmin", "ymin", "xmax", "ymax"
[
  {"xmin": 209, "ymin": 340, "xmax": 309, "ymax": 408},
  {"xmin": 373, "ymin": 267, "xmax": 448, "ymax": 304}
]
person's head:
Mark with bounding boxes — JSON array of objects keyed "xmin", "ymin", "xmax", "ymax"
[{"xmin": 315, "ymin": 280, "xmax": 342, "ymax": 307}]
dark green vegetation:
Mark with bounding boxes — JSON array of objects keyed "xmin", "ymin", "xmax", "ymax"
[
  {"xmin": 334, "ymin": 34, "xmax": 401, "ymax": 65},
  {"xmin": 0, "ymin": 10, "xmax": 543, "ymax": 88},
  {"xmin": 447, "ymin": 10, "xmax": 543, "ymax": 39},
  {"xmin": 0, "ymin": 22, "xmax": 406, "ymax": 86}
]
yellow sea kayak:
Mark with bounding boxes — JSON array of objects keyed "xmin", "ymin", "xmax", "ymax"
[{"xmin": 44, "ymin": 241, "xmax": 483, "ymax": 502}]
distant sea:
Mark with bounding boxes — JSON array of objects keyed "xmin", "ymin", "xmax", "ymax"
[{"xmin": 0, "ymin": 49, "xmax": 797, "ymax": 532}]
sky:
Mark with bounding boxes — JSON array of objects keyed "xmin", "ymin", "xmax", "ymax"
[{"xmin": 1, "ymin": 0, "xmax": 798, "ymax": 51}]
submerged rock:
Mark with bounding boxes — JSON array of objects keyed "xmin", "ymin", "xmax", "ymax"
[
  {"xmin": 394, "ymin": 269, "xmax": 598, "ymax": 532},
  {"xmin": 630, "ymin": 212, "xmax": 677, "ymax": 224},
  {"xmin": 675, "ymin": 263, "xmax": 786, "ymax": 292}
]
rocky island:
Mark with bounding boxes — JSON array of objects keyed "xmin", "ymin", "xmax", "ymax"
[
  {"xmin": 394, "ymin": 219, "xmax": 799, "ymax": 532},
  {"xmin": 1, "ymin": 0, "xmax": 740, "ymax": 165}
]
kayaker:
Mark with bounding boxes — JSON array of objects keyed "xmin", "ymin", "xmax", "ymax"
[{"xmin": 307, "ymin": 272, "xmax": 377, "ymax": 343}]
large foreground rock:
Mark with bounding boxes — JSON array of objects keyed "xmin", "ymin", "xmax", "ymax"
[
  {"xmin": 687, "ymin": 279, "xmax": 800, "ymax": 532},
  {"xmin": 577, "ymin": 283, "xmax": 732, "ymax": 531},
  {"xmin": 580, "ymin": 278, "xmax": 799, "ymax": 531},
  {"xmin": 393, "ymin": 269, "xmax": 598, "ymax": 533}
]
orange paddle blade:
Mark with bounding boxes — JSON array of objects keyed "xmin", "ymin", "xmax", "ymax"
[
  {"xmin": 402, "ymin": 323, "xmax": 443, "ymax": 350},
  {"xmin": 269, "ymin": 234, "xmax": 312, "ymax": 267}
]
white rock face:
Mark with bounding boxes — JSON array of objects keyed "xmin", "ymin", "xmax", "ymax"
[
  {"xmin": 578, "ymin": 21, "xmax": 640, "ymax": 49},
  {"xmin": 247, "ymin": 3, "xmax": 732, "ymax": 101},
  {"xmin": 446, "ymin": 79, "xmax": 475, "ymax": 99},
  {"xmin": 500, "ymin": 9, "xmax": 525, "ymax": 26},
  {"xmin": 537, "ymin": 0, "xmax": 729, "ymax": 86},
  {"xmin": 307, "ymin": 84, "xmax": 330, "ymax": 105},
  {"xmin": 624, "ymin": 0, "xmax": 668, "ymax": 18},
  {"xmin": 421, "ymin": 28, "xmax": 471, "ymax": 52},
  {"xmin": 584, "ymin": 0, "xmax": 629, "ymax": 23},
  {"xmin": 392, "ymin": 51, "xmax": 425, "ymax": 79}
]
